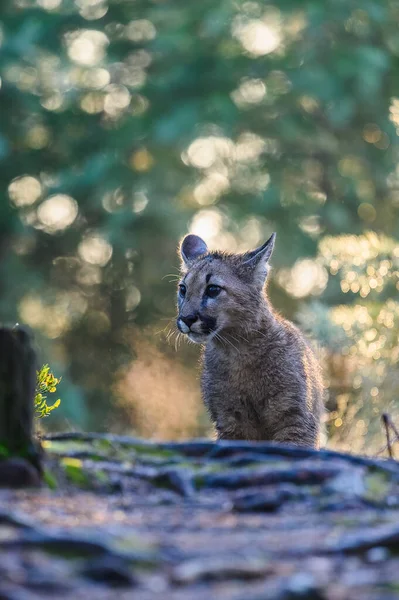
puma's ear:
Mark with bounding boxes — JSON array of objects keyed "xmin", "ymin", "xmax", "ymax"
[
  {"xmin": 180, "ymin": 234, "xmax": 208, "ymax": 265},
  {"xmin": 242, "ymin": 233, "xmax": 276, "ymax": 286}
]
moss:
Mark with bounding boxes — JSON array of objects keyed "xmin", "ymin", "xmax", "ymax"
[
  {"xmin": 61, "ymin": 458, "xmax": 91, "ymax": 488},
  {"xmin": 43, "ymin": 468, "xmax": 58, "ymax": 490},
  {"xmin": 363, "ymin": 471, "xmax": 391, "ymax": 503}
]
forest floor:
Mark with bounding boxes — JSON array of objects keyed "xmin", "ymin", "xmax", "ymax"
[{"xmin": 1, "ymin": 435, "xmax": 399, "ymax": 599}]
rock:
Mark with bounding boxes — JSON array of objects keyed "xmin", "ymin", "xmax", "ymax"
[
  {"xmin": 171, "ymin": 556, "xmax": 274, "ymax": 584},
  {"xmin": 162, "ymin": 441, "xmax": 215, "ymax": 457},
  {"xmin": 25, "ymin": 573, "xmax": 72, "ymax": 594},
  {"xmin": 323, "ymin": 469, "xmax": 365, "ymax": 498},
  {"xmin": 233, "ymin": 486, "xmax": 302, "ymax": 513},
  {"xmin": 366, "ymin": 546, "xmax": 390, "ymax": 563},
  {"xmin": 208, "ymin": 441, "xmax": 317, "ymax": 460},
  {"xmin": 276, "ymin": 573, "xmax": 326, "ymax": 599},
  {"xmin": 199, "ymin": 464, "xmax": 341, "ymax": 490},
  {"xmin": 0, "ymin": 510, "xmax": 36, "ymax": 531},
  {"xmin": 0, "ymin": 459, "xmax": 41, "ymax": 489},
  {"xmin": 0, "ymin": 589, "xmax": 31, "ymax": 600},
  {"xmin": 318, "ymin": 497, "xmax": 366, "ymax": 512},
  {"xmin": 6, "ymin": 532, "xmax": 119, "ymax": 559},
  {"xmin": 152, "ymin": 468, "xmax": 195, "ymax": 497},
  {"xmin": 219, "ymin": 453, "xmax": 281, "ymax": 467},
  {"xmin": 325, "ymin": 523, "xmax": 399, "ymax": 554},
  {"xmin": 79, "ymin": 556, "xmax": 137, "ymax": 587}
]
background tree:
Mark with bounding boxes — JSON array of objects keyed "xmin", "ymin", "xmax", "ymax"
[{"xmin": 1, "ymin": 0, "xmax": 399, "ymax": 451}]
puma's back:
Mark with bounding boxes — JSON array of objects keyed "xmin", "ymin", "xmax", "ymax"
[{"xmin": 176, "ymin": 233, "xmax": 324, "ymax": 448}]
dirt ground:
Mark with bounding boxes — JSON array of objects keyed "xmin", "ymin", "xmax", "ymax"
[{"xmin": 1, "ymin": 435, "xmax": 399, "ymax": 599}]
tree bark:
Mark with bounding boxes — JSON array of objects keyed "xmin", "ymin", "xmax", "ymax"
[{"xmin": 0, "ymin": 325, "xmax": 41, "ymax": 486}]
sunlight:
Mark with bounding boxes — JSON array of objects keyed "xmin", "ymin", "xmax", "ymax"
[
  {"xmin": 125, "ymin": 19, "xmax": 156, "ymax": 42},
  {"xmin": 125, "ymin": 286, "xmax": 141, "ymax": 311},
  {"xmin": 78, "ymin": 67, "xmax": 110, "ymax": 89},
  {"xmin": 277, "ymin": 259, "xmax": 328, "ymax": 298},
  {"xmin": 231, "ymin": 78, "xmax": 266, "ymax": 108},
  {"xmin": 101, "ymin": 188, "xmax": 125, "ymax": 213},
  {"xmin": 37, "ymin": 0, "xmax": 61, "ymax": 8},
  {"xmin": 331, "ymin": 305, "xmax": 372, "ymax": 331},
  {"xmin": 66, "ymin": 30, "xmax": 109, "ymax": 66},
  {"xmin": 80, "ymin": 92, "xmax": 104, "ymax": 114},
  {"xmin": 75, "ymin": 0, "xmax": 108, "ymax": 20},
  {"xmin": 130, "ymin": 148, "xmax": 153, "ymax": 171},
  {"xmin": 183, "ymin": 133, "xmax": 269, "ymax": 196},
  {"xmin": 319, "ymin": 233, "xmax": 398, "ymax": 298},
  {"xmin": 18, "ymin": 295, "xmax": 46, "ymax": 328},
  {"xmin": 104, "ymin": 84, "xmax": 131, "ymax": 117},
  {"xmin": 18, "ymin": 291, "xmax": 87, "ymax": 338},
  {"xmin": 86, "ymin": 310, "xmax": 111, "ymax": 334},
  {"xmin": 389, "ymin": 98, "xmax": 399, "ymax": 128},
  {"xmin": 236, "ymin": 217, "xmax": 264, "ymax": 251},
  {"xmin": 235, "ymin": 132, "xmax": 267, "ymax": 162},
  {"xmin": 183, "ymin": 136, "xmax": 234, "ymax": 169},
  {"xmin": 8, "ymin": 175, "xmax": 42, "ymax": 206},
  {"xmin": 190, "ymin": 209, "xmax": 223, "ymax": 240},
  {"xmin": 37, "ymin": 194, "xmax": 78, "ymax": 232},
  {"xmin": 363, "ymin": 123, "xmax": 382, "ymax": 144},
  {"xmin": 193, "ymin": 172, "xmax": 230, "ymax": 206},
  {"xmin": 116, "ymin": 338, "xmax": 202, "ymax": 440},
  {"xmin": 41, "ymin": 91, "xmax": 63, "ymax": 111},
  {"xmin": 358, "ymin": 202, "xmax": 377, "ymax": 222},
  {"xmin": 329, "ymin": 302, "xmax": 396, "ymax": 365},
  {"xmin": 78, "ymin": 235, "xmax": 113, "ymax": 266},
  {"xmin": 189, "ymin": 209, "xmax": 237, "ymax": 250},
  {"xmin": 132, "ymin": 191, "xmax": 149, "ymax": 213},
  {"xmin": 76, "ymin": 264, "xmax": 102, "ymax": 286},
  {"xmin": 25, "ymin": 125, "xmax": 51, "ymax": 150},
  {"xmin": 232, "ymin": 18, "xmax": 281, "ymax": 56},
  {"xmin": 299, "ymin": 215, "xmax": 322, "ymax": 237}
]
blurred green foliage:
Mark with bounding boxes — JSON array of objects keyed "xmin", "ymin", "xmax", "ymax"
[{"xmin": 1, "ymin": 0, "xmax": 399, "ymax": 451}]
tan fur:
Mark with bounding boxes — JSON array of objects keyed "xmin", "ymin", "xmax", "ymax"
[{"xmin": 176, "ymin": 235, "xmax": 324, "ymax": 448}]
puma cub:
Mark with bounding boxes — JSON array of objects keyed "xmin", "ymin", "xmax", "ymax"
[{"xmin": 176, "ymin": 233, "xmax": 324, "ymax": 448}]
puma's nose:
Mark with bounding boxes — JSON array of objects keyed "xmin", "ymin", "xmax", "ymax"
[
  {"xmin": 178, "ymin": 314, "xmax": 198, "ymax": 333},
  {"xmin": 181, "ymin": 314, "xmax": 198, "ymax": 328}
]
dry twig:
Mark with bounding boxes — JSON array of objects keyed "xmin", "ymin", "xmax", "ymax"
[{"xmin": 377, "ymin": 413, "xmax": 399, "ymax": 458}]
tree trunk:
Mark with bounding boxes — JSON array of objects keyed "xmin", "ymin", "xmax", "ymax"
[{"xmin": 0, "ymin": 325, "xmax": 41, "ymax": 486}]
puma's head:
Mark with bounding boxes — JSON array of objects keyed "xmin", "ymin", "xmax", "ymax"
[{"xmin": 176, "ymin": 233, "xmax": 276, "ymax": 344}]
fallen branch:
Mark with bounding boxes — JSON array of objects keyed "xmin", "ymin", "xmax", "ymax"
[
  {"xmin": 44, "ymin": 432, "xmax": 399, "ymax": 478},
  {"xmin": 382, "ymin": 413, "xmax": 394, "ymax": 459},
  {"xmin": 377, "ymin": 413, "xmax": 399, "ymax": 458}
]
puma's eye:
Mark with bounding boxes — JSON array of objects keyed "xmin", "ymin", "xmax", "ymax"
[
  {"xmin": 179, "ymin": 284, "xmax": 187, "ymax": 297},
  {"xmin": 206, "ymin": 284, "xmax": 222, "ymax": 298}
]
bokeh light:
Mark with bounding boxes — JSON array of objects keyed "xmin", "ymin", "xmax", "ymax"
[
  {"xmin": 3, "ymin": 0, "xmax": 399, "ymax": 452},
  {"xmin": 37, "ymin": 195, "xmax": 78, "ymax": 233}
]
